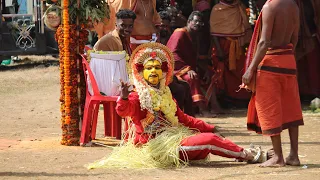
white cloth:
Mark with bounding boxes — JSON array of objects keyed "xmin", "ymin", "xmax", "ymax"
[
  {"xmin": 89, "ymin": 51, "xmax": 129, "ymax": 96},
  {"xmin": 5, "ymin": 0, "xmax": 13, "ymax": 7},
  {"xmin": 130, "ymin": 33, "xmax": 158, "ymax": 44}
]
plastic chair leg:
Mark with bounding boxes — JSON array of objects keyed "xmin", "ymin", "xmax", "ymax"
[
  {"xmin": 103, "ymin": 102, "xmax": 112, "ymax": 137},
  {"xmin": 109, "ymin": 101, "xmax": 122, "ymax": 139},
  {"xmin": 80, "ymin": 102, "xmax": 95, "ymax": 145},
  {"xmin": 90, "ymin": 103, "xmax": 100, "ymax": 140}
]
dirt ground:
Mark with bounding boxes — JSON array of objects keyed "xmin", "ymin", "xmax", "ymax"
[{"xmin": 0, "ymin": 56, "xmax": 319, "ymax": 180}]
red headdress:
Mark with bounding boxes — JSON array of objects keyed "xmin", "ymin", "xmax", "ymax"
[{"xmin": 129, "ymin": 42, "xmax": 175, "ymax": 86}]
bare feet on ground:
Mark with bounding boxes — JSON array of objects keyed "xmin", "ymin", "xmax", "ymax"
[
  {"xmin": 285, "ymin": 155, "xmax": 301, "ymax": 166},
  {"xmin": 259, "ymin": 156, "xmax": 285, "ymax": 167}
]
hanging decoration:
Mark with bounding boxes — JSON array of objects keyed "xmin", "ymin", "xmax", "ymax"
[{"xmin": 55, "ymin": 0, "xmax": 109, "ymax": 146}]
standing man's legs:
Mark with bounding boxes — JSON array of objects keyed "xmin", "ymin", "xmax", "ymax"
[
  {"xmin": 260, "ymin": 135, "xmax": 285, "ymax": 167},
  {"xmin": 256, "ymin": 72, "xmax": 285, "ymax": 167},
  {"xmin": 286, "ymin": 126, "xmax": 301, "ymax": 166}
]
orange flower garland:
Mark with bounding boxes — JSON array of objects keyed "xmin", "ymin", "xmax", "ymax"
[
  {"xmin": 63, "ymin": 0, "xmax": 71, "ymax": 125},
  {"xmin": 56, "ymin": 0, "xmax": 88, "ymax": 146}
]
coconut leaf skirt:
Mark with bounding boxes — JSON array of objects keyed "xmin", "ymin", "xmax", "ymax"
[{"xmin": 86, "ymin": 125, "xmax": 195, "ymax": 169}]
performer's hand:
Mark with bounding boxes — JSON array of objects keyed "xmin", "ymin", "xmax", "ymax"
[
  {"xmin": 187, "ymin": 70, "xmax": 197, "ymax": 79},
  {"xmin": 242, "ymin": 68, "xmax": 254, "ymax": 85},
  {"xmin": 120, "ymin": 79, "xmax": 132, "ymax": 99}
]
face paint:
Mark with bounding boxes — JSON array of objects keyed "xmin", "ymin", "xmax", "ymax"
[{"xmin": 143, "ymin": 60, "xmax": 163, "ymax": 86}]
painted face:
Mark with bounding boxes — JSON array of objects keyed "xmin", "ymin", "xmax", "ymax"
[
  {"xmin": 116, "ymin": 18, "xmax": 134, "ymax": 38},
  {"xmin": 143, "ymin": 60, "xmax": 163, "ymax": 86}
]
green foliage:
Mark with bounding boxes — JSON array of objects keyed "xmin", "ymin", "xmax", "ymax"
[{"xmin": 58, "ymin": 0, "xmax": 110, "ymax": 25}]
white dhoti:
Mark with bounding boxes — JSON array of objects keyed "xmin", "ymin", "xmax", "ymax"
[{"xmin": 88, "ymin": 51, "xmax": 128, "ymax": 96}]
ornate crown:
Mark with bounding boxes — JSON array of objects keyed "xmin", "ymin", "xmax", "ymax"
[{"xmin": 130, "ymin": 42, "xmax": 175, "ymax": 86}]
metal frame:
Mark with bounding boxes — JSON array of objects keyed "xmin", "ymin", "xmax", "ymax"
[{"xmin": 0, "ymin": 0, "xmax": 56, "ymax": 60}]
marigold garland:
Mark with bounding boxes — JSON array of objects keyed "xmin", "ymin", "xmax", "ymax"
[
  {"xmin": 56, "ymin": 0, "xmax": 88, "ymax": 146},
  {"xmin": 63, "ymin": 0, "xmax": 71, "ymax": 125}
]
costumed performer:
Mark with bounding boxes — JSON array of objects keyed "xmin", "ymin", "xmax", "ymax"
[{"xmin": 87, "ymin": 42, "xmax": 266, "ymax": 169}]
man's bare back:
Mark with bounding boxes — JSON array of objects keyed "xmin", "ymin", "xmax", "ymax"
[
  {"xmin": 264, "ymin": 0, "xmax": 299, "ymax": 49},
  {"xmin": 132, "ymin": 0, "xmax": 158, "ymax": 36}
]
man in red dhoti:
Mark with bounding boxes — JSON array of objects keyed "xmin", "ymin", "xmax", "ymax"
[
  {"xmin": 210, "ymin": 0, "xmax": 252, "ymax": 108},
  {"xmin": 156, "ymin": 11, "xmax": 194, "ymax": 115},
  {"xmin": 167, "ymin": 11, "xmax": 214, "ymax": 115},
  {"xmin": 88, "ymin": 42, "xmax": 264, "ymax": 168},
  {"xmin": 242, "ymin": 0, "xmax": 304, "ymax": 167}
]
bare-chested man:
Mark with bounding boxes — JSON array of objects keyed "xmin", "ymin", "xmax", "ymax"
[
  {"xmin": 242, "ymin": 0, "xmax": 304, "ymax": 167},
  {"xmin": 130, "ymin": 0, "xmax": 161, "ymax": 50},
  {"xmin": 94, "ymin": 0, "xmax": 161, "ymax": 50}
]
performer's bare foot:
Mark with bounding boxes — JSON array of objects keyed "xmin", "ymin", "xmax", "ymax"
[
  {"xmin": 285, "ymin": 155, "xmax": 300, "ymax": 166},
  {"xmin": 259, "ymin": 155, "xmax": 285, "ymax": 167}
]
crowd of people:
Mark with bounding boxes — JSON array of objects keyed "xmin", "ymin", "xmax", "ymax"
[
  {"xmin": 90, "ymin": 0, "xmax": 319, "ymax": 116},
  {"xmin": 93, "ymin": 0, "xmax": 258, "ymax": 117}
]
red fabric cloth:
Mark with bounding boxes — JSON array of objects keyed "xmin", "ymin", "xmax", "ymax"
[
  {"xmin": 247, "ymin": 47, "xmax": 304, "ymax": 136},
  {"xmin": 180, "ymin": 73, "xmax": 206, "ymax": 102},
  {"xmin": 116, "ymin": 92, "xmax": 245, "ymax": 161},
  {"xmin": 211, "ymin": 38, "xmax": 251, "ymax": 105},
  {"xmin": 180, "ymin": 133, "xmax": 244, "ymax": 160},
  {"xmin": 116, "ymin": 92, "xmax": 214, "ymax": 145},
  {"xmin": 194, "ymin": 0, "xmax": 211, "ymax": 11},
  {"xmin": 167, "ymin": 28, "xmax": 206, "ymax": 102},
  {"xmin": 130, "ymin": 35, "xmax": 153, "ymax": 51},
  {"xmin": 297, "ymin": 38, "xmax": 320, "ymax": 97},
  {"xmin": 167, "ymin": 28, "xmax": 197, "ymax": 72}
]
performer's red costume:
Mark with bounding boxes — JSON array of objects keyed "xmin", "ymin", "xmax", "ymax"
[
  {"xmin": 116, "ymin": 91, "xmax": 246, "ymax": 161},
  {"xmin": 87, "ymin": 43, "xmax": 265, "ymax": 170}
]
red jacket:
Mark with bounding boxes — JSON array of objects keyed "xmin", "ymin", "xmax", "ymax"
[{"xmin": 116, "ymin": 92, "xmax": 215, "ymax": 144}]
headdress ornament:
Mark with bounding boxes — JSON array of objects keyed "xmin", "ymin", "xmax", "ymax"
[{"xmin": 130, "ymin": 42, "xmax": 175, "ymax": 86}]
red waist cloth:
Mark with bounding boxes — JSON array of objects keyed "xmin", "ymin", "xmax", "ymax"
[
  {"xmin": 130, "ymin": 35, "xmax": 153, "ymax": 51},
  {"xmin": 247, "ymin": 44, "xmax": 304, "ymax": 136}
]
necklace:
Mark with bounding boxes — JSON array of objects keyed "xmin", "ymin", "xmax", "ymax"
[{"xmin": 140, "ymin": 0, "xmax": 150, "ymax": 17}]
